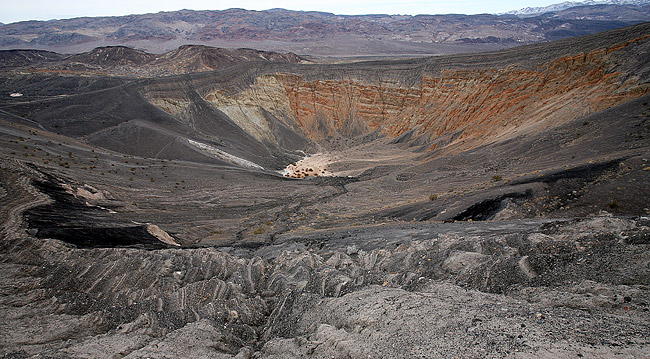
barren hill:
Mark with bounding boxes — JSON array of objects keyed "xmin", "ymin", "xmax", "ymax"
[
  {"xmin": 1, "ymin": 45, "xmax": 305, "ymax": 77},
  {"xmin": 0, "ymin": 23, "xmax": 649, "ymax": 358},
  {"xmin": 0, "ymin": 49, "xmax": 64, "ymax": 67}
]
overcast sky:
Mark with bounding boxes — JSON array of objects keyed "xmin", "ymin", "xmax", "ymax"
[{"xmin": 1, "ymin": 0, "xmax": 565, "ymax": 24}]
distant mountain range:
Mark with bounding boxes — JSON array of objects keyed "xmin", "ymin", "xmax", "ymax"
[
  {"xmin": 0, "ymin": 2, "xmax": 649, "ymax": 56},
  {"xmin": 508, "ymin": 0, "xmax": 650, "ymax": 16}
]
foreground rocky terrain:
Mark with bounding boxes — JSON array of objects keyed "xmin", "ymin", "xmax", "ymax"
[{"xmin": 1, "ymin": 23, "xmax": 650, "ymax": 358}]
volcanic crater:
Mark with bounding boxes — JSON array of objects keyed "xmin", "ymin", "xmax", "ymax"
[{"xmin": 1, "ymin": 23, "xmax": 650, "ymax": 358}]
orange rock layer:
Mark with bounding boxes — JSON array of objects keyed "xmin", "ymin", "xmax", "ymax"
[{"xmin": 277, "ymin": 36, "xmax": 649, "ymax": 153}]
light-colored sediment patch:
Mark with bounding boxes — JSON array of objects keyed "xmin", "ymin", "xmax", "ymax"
[
  {"xmin": 281, "ymin": 140, "xmax": 421, "ymax": 179},
  {"xmin": 146, "ymin": 224, "xmax": 180, "ymax": 246},
  {"xmin": 186, "ymin": 139, "xmax": 264, "ymax": 170},
  {"xmin": 281, "ymin": 152, "xmax": 336, "ymax": 179}
]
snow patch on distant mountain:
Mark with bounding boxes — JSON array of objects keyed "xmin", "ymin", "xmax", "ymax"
[{"xmin": 506, "ymin": 0, "xmax": 650, "ymax": 16}]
